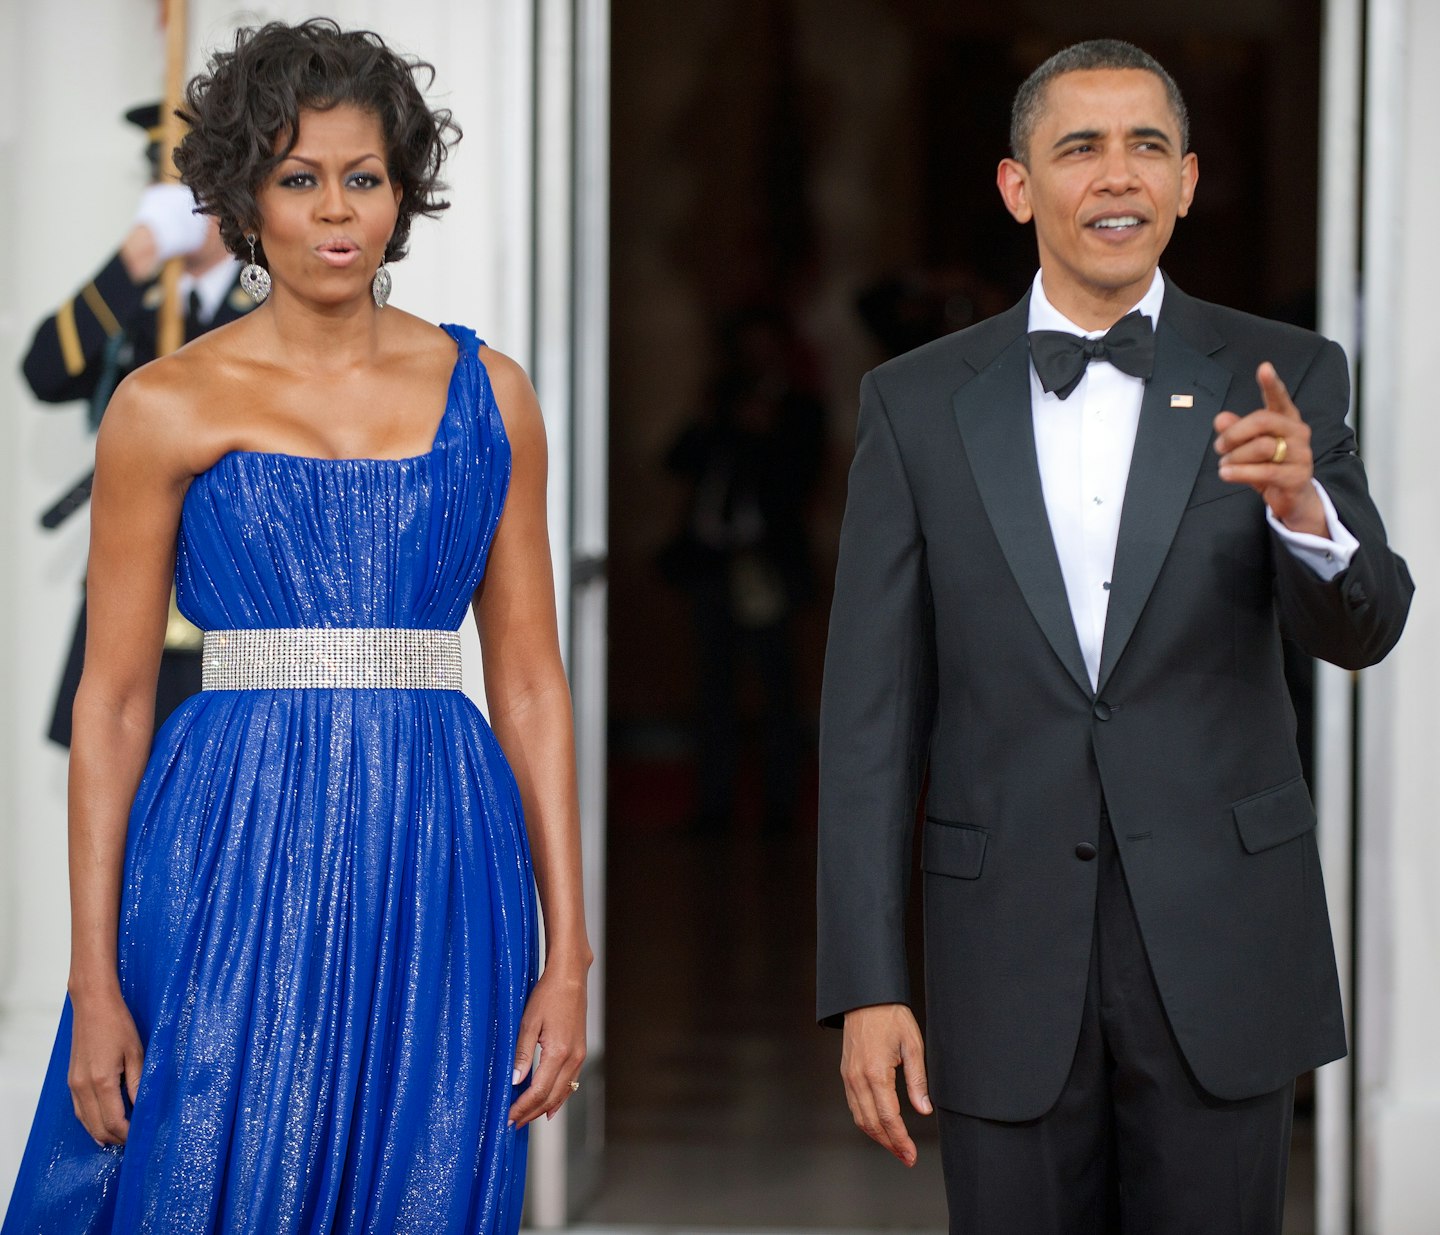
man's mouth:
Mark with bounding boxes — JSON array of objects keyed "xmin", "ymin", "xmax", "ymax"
[{"xmin": 1089, "ymin": 215, "xmax": 1144, "ymax": 232}]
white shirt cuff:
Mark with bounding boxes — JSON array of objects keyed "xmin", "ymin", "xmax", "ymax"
[{"xmin": 1267, "ymin": 480, "xmax": 1359, "ymax": 582}]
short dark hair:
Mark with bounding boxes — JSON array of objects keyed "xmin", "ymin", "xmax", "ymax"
[
  {"xmin": 1009, "ymin": 39, "xmax": 1189, "ymax": 163},
  {"xmin": 175, "ymin": 18, "xmax": 461, "ymax": 263}
]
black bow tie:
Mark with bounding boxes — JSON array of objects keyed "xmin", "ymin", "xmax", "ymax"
[{"xmin": 1028, "ymin": 310, "xmax": 1155, "ymax": 400}]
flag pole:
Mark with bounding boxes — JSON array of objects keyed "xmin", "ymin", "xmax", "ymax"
[
  {"xmin": 156, "ymin": 0, "xmax": 189, "ymax": 357},
  {"xmin": 155, "ymin": 0, "xmax": 204, "ymax": 653}
]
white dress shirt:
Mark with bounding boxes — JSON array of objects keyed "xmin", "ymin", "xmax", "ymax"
[
  {"xmin": 1027, "ymin": 270, "xmax": 1359, "ymax": 690},
  {"xmin": 180, "ymin": 257, "xmax": 242, "ymax": 325}
]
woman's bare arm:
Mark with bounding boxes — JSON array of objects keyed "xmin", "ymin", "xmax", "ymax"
[
  {"xmin": 472, "ymin": 347, "xmax": 591, "ymax": 1126},
  {"xmin": 66, "ymin": 360, "xmax": 193, "ymax": 1143}
]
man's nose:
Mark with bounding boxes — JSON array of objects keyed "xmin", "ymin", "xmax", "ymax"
[{"xmin": 1096, "ymin": 147, "xmax": 1138, "ymax": 191}]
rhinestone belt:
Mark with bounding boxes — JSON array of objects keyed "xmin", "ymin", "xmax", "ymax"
[{"xmin": 201, "ymin": 628, "xmax": 463, "ymax": 691}]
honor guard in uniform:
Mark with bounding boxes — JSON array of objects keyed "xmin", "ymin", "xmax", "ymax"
[{"xmin": 23, "ymin": 104, "xmax": 257, "ymax": 747}]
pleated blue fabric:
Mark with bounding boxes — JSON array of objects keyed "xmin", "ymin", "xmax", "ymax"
[{"xmin": 3, "ymin": 325, "xmax": 537, "ymax": 1234}]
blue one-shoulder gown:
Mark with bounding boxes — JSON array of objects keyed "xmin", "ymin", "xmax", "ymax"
[{"xmin": 3, "ymin": 326, "xmax": 536, "ymax": 1234}]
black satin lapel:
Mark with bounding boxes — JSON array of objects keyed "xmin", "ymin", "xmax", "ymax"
[
  {"xmin": 953, "ymin": 335, "xmax": 1091, "ymax": 698},
  {"xmin": 1096, "ymin": 322, "xmax": 1233, "ymax": 693}
]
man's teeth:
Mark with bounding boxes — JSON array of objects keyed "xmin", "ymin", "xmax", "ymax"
[{"xmin": 1093, "ymin": 217, "xmax": 1141, "ymax": 229}]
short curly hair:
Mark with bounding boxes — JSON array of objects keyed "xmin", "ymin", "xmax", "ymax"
[{"xmin": 175, "ymin": 17, "xmax": 460, "ymax": 263}]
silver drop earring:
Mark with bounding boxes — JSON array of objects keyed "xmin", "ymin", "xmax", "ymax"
[
  {"xmin": 371, "ymin": 261, "xmax": 392, "ymax": 309},
  {"xmin": 239, "ymin": 233, "xmax": 271, "ymax": 303}
]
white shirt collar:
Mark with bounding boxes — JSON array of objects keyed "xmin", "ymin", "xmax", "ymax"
[
  {"xmin": 1028, "ymin": 268, "xmax": 1166, "ymax": 337},
  {"xmin": 179, "ymin": 256, "xmax": 242, "ymax": 324}
]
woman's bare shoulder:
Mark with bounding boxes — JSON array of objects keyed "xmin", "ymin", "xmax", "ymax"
[
  {"xmin": 475, "ymin": 341, "xmax": 540, "ymax": 413},
  {"xmin": 98, "ymin": 327, "xmax": 251, "ymax": 476},
  {"xmin": 474, "ymin": 342, "xmax": 530, "ymax": 389}
]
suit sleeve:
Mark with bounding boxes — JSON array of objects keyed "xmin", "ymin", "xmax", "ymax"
[
  {"xmin": 816, "ymin": 371, "xmax": 936, "ymax": 1027},
  {"xmin": 20, "ymin": 253, "xmax": 149, "ymax": 405},
  {"xmin": 1272, "ymin": 339, "xmax": 1413, "ymax": 668}
]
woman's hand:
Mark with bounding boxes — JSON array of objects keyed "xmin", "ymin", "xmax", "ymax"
[
  {"xmin": 507, "ymin": 963, "xmax": 588, "ymax": 1127},
  {"xmin": 68, "ymin": 986, "xmax": 144, "ymax": 1146}
]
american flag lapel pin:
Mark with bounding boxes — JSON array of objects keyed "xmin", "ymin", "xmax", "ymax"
[{"xmin": 1170, "ymin": 393, "xmax": 1194, "ymax": 408}]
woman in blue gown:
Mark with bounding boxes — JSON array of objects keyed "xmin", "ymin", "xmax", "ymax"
[{"xmin": 3, "ymin": 19, "xmax": 590, "ymax": 1233}]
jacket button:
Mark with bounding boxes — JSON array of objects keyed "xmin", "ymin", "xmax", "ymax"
[
  {"xmin": 1075, "ymin": 842, "xmax": 1097, "ymax": 861},
  {"xmin": 1093, "ymin": 701, "xmax": 1112, "ymax": 721}
]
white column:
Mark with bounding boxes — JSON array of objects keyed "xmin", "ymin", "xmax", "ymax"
[
  {"xmin": 1314, "ymin": 2, "xmax": 1363, "ymax": 1230},
  {"xmin": 526, "ymin": 0, "xmax": 612, "ymax": 1222},
  {"xmin": 0, "ymin": 0, "xmax": 539, "ymax": 1210},
  {"xmin": 1356, "ymin": 0, "xmax": 1440, "ymax": 1230}
]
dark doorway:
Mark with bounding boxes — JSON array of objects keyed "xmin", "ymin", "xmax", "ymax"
[{"xmin": 596, "ymin": 1, "xmax": 1323, "ymax": 1226}]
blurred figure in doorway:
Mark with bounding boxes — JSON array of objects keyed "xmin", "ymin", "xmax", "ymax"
[
  {"xmin": 661, "ymin": 306, "xmax": 826, "ymax": 835},
  {"xmin": 857, "ymin": 265, "xmax": 1009, "ymax": 361}
]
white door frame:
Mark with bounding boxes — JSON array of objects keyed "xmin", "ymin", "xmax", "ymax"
[
  {"xmin": 526, "ymin": 0, "xmax": 610, "ymax": 1225},
  {"xmin": 1314, "ymin": 4, "xmax": 1362, "ymax": 1233}
]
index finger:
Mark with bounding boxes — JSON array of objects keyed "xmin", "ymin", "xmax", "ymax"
[
  {"xmin": 869, "ymin": 1076, "xmax": 917, "ymax": 1164},
  {"xmin": 96, "ymin": 1077, "xmax": 131, "ymax": 1145},
  {"xmin": 1257, "ymin": 362, "xmax": 1296, "ymax": 419},
  {"xmin": 509, "ymin": 1040, "xmax": 573, "ymax": 1127},
  {"xmin": 848, "ymin": 1060, "xmax": 915, "ymax": 1162}
]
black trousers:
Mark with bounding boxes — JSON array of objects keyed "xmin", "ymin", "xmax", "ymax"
[{"xmin": 938, "ymin": 811, "xmax": 1295, "ymax": 1235}]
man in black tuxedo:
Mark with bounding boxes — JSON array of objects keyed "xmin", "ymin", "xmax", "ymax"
[{"xmin": 816, "ymin": 40, "xmax": 1412, "ymax": 1233}]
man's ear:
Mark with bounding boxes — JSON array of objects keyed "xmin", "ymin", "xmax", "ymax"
[
  {"xmin": 1177, "ymin": 151, "xmax": 1198, "ymax": 218},
  {"xmin": 997, "ymin": 158, "xmax": 1032, "ymax": 224}
]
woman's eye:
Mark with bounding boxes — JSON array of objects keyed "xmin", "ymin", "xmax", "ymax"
[
  {"xmin": 278, "ymin": 172, "xmax": 315, "ymax": 188},
  {"xmin": 348, "ymin": 173, "xmax": 382, "ymax": 189}
]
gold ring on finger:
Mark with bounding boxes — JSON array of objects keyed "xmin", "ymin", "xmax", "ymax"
[{"xmin": 1271, "ymin": 436, "xmax": 1288, "ymax": 465}]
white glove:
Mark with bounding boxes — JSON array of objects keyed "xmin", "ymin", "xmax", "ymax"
[{"xmin": 132, "ymin": 183, "xmax": 211, "ymax": 263}]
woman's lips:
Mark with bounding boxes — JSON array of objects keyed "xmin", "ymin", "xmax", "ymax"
[{"xmin": 315, "ymin": 244, "xmax": 361, "ymax": 268}]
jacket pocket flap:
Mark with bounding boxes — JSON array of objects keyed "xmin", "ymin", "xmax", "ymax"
[
  {"xmin": 922, "ymin": 817, "xmax": 988, "ymax": 879},
  {"xmin": 1232, "ymin": 777, "xmax": 1316, "ymax": 854}
]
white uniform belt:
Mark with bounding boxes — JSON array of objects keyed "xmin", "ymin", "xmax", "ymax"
[{"xmin": 201, "ymin": 628, "xmax": 463, "ymax": 691}]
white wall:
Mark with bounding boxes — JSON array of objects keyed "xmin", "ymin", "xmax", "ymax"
[
  {"xmin": 1357, "ymin": 1, "xmax": 1440, "ymax": 1230},
  {"xmin": 0, "ymin": 0, "xmax": 540, "ymax": 1211}
]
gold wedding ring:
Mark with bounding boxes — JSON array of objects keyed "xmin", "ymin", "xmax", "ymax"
[{"xmin": 1271, "ymin": 436, "xmax": 1288, "ymax": 465}]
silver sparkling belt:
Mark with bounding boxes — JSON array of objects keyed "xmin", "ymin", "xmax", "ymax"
[{"xmin": 201, "ymin": 628, "xmax": 463, "ymax": 691}]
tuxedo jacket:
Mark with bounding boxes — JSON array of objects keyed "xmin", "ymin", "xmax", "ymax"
[{"xmin": 816, "ymin": 279, "xmax": 1413, "ymax": 1122}]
